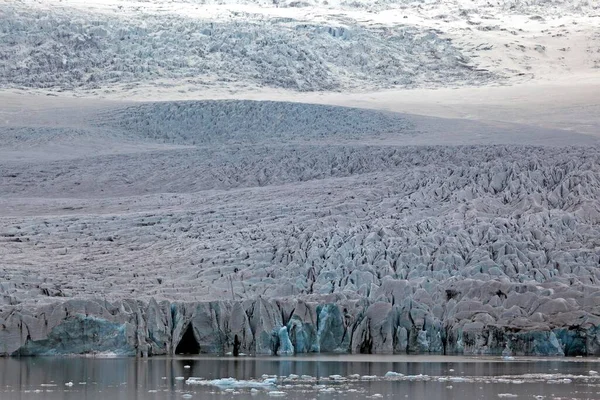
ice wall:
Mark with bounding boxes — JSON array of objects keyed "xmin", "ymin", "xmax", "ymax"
[{"xmin": 2, "ymin": 293, "xmax": 599, "ymax": 357}]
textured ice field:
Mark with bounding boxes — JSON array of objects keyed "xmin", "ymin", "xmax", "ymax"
[
  {"xmin": 1, "ymin": 98, "xmax": 600, "ymax": 356},
  {"xmin": 1, "ymin": 0, "xmax": 598, "ymax": 96}
]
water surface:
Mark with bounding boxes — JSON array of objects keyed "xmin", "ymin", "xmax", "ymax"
[{"xmin": 2, "ymin": 355, "xmax": 600, "ymax": 399}]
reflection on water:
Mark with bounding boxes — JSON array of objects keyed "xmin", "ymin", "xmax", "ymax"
[{"xmin": 1, "ymin": 355, "xmax": 600, "ymax": 400}]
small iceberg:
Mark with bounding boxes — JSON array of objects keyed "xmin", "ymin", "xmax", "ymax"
[
  {"xmin": 361, "ymin": 375, "xmax": 378, "ymax": 380},
  {"xmin": 185, "ymin": 377, "xmax": 278, "ymax": 388},
  {"xmin": 320, "ymin": 387, "xmax": 336, "ymax": 393},
  {"xmin": 385, "ymin": 371, "xmax": 404, "ymax": 378}
]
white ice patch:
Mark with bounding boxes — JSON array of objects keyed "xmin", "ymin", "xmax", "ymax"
[
  {"xmin": 384, "ymin": 371, "xmax": 404, "ymax": 378},
  {"xmin": 185, "ymin": 377, "xmax": 278, "ymax": 388}
]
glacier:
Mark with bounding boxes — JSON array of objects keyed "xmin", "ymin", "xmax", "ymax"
[
  {"xmin": 1, "ymin": 99, "xmax": 600, "ymax": 357},
  {"xmin": 0, "ymin": 0, "xmax": 599, "ymax": 359}
]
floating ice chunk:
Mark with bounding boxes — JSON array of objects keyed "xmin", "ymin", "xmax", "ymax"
[
  {"xmin": 186, "ymin": 377, "xmax": 277, "ymax": 388},
  {"xmin": 320, "ymin": 387, "xmax": 336, "ymax": 393},
  {"xmin": 182, "ymin": 395, "xmax": 193, "ymax": 399},
  {"xmin": 329, "ymin": 375, "xmax": 345, "ymax": 381},
  {"xmin": 287, "ymin": 374, "xmax": 299, "ymax": 380},
  {"xmin": 78, "ymin": 382, "xmax": 87, "ymax": 385},
  {"xmin": 300, "ymin": 375, "xmax": 315, "ymax": 380},
  {"xmin": 590, "ymin": 370, "xmax": 599, "ymax": 376},
  {"xmin": 370, "ymin": 394, "xmax": 383, "ymax": 398},
  {"xmin": 184, "ymin": 365, "xmax": 191, "ymax": 369},
  {"xmin": 348, "ymin": 374, "xmax": 361, "ymax": 379},
  {"xmin": 267, "ymin": 391, "xmax": 286, "ymax": 397},
  {"xmin": 502, "ymin": 356, "xmax": 515, "ymax": 361},
  {"xmin": 361, "ymin": 375, "xmax": 378, "ymax": 380},
  {"xmin": 385, "ymin": 371, "xmax": 404, "ymax": 378},
  {"xmin": 250, "ymin": 388, "xmax": 259, "ymax": 395},
  {"xmin": 449, "ymin": 369, "xmax": 455, "ymax": 372},
  {"xmin": 175, "ymin": 377, "xmax": 185, "ymax": 381},
  {"xmin": 148, "ymin": 390, "xmax": 158, "ymax": 393},
  {"xmin": 65, "ymin": 382, "xmax": 74, "ymax": 387},
  {"xmin": 497, "ymin": 394, "xmax": 518, "ymax": 398},
  {"xmin": 406, "ymin": 374, "xmax": 429, "ymax": 381}
]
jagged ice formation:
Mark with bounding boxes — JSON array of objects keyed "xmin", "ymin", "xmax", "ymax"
[{"xmin": 1, "ymin": 100, "xmax": 600, "ymax": 356}]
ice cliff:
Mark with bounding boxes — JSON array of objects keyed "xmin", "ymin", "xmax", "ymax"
[{"xmin": 2, "ymin": 294, "xmax": 600, "ymax": 357}]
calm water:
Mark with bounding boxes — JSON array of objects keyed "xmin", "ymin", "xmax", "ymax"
[{"xmin": 2, "ymin": 355, "xmax": 600, "ymax": 400}]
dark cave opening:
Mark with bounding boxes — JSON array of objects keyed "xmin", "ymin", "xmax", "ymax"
[{"xmin": 175, "ymin": 324, "xmax": 200, "ymax": 355}]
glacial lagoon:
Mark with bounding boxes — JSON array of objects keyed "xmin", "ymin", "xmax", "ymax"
[{"xmin": 2, "ymin": 355, "xmax": 600, "ymax": 400}]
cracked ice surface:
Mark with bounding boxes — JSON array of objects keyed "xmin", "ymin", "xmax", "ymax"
[
  {"xmin": 0, "ymin": 1, "xmax": 492, "ymax": 93},
  {"xmin": 1, "ymin": 99, "xmax": 600, "ymax": 356}
]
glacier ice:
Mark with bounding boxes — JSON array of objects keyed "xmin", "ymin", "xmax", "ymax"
[
  {"xmin": 0, "ymin": 2, "xmax": 492, "ymax": 93},
  {"xmin": 2, "ymin": 96, "xmax": 600, "ymax": 358}
]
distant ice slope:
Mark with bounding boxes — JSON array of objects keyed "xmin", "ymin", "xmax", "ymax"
[
  {"xmin": 2, "ymin": 0, "xmax": 597, "ymax": 96},
  {"xmin": 0, "ymin": 2, "xmax": 489, "ymax": 92},
  {"xmin": 96, "ymin": 100, "xmax": 413, "ymax": 144}
]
